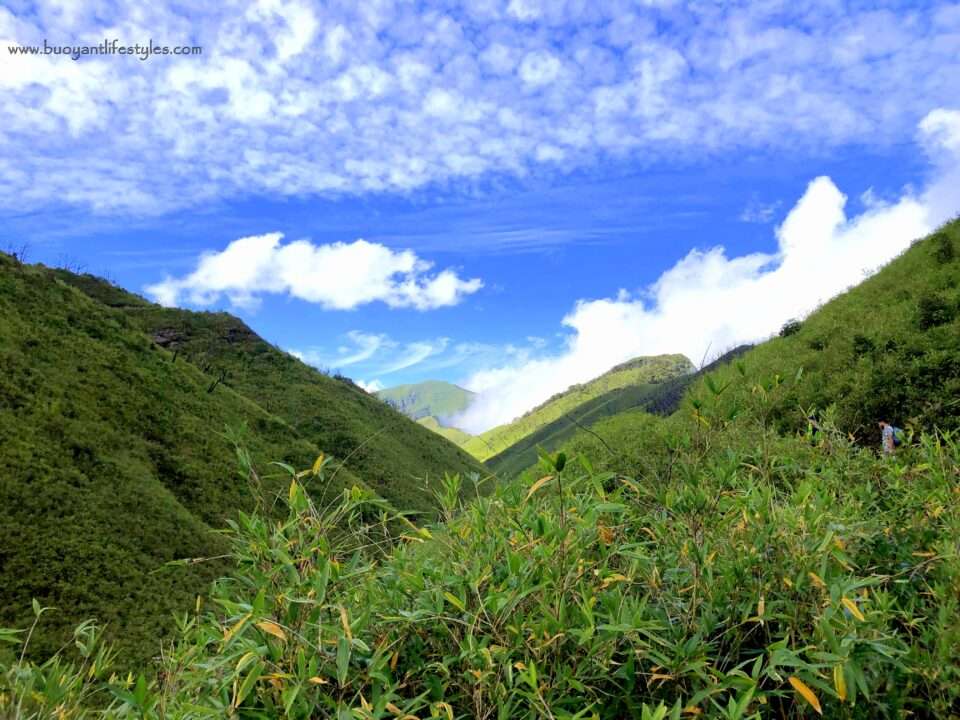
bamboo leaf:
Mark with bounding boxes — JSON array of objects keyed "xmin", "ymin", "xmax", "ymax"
[
  {"xmin": 833, "ymin": 664, "xmax": 847, "ymax": 702},
  {"xmin": 841, "ymin": 597, "xmax": 865, "ymax": 622},
  {"xmin": 788, "ymin": 676, "xmax": 822, "ymax": 715},
  {"xmin": 256, "ymin": 621, "xmax": 287, "ymax": 642},
  {"xmin": 524, "ymin": 475, "xmax": 555, "ymax": 502}
]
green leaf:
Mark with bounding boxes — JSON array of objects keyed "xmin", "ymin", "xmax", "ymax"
[{"xmin": 336, "ymin": 635, "xmax": 351, "ymax": 687}]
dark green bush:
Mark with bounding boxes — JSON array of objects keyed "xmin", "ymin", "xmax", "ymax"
[
  {"xmin": 779, "ymin": 319, "xmax": 802, "ymax": 337},
  {"xmin": 917, "ymin": 293, "xmax": 956, "ymax": 330},
  {"xmin": 852, "ymin": 333, "xmax": 875, "ymax": 357},
  {"xmin": 933, "ymin": 232, "xmax": 955, "ymax": 264}
]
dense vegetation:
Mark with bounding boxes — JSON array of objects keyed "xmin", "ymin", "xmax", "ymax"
[
  {"xmin": 376, "ymin": 381, "xmax": 476, "ymax": 424},
  {"xmin": 54, "ymin": 271, "xmax": 487, "ymax": 515},
  {"xmin": 0, "ymin": 257, "xmax": 484, "ymax": 665},
  {"xmin": 1, "ymin": 221, "xmax": 958, "ymax": 718},
  {"xmin": 463, "ymin": 355, "xmax": 694, "ymax": 461}
]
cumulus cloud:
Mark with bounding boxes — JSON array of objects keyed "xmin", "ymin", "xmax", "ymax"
[
  {"xmin": 2, "ymin": 1, "xmax": 960, "ymax": 213},
  {"xmin": 453, "ymin": 109, "xmax": 960, "ymax": 433},
  {"xmin": 145, "ymin": 233, "xmax": 482, "ymax": 310}
]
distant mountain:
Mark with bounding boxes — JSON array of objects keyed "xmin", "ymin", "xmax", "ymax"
[
  {"xmin": 0, "ymin": 257, "xmax": 485, "ymax": 664},
  {"xmin": 376, "ymin": 380, "xmax": 475, "ymax": 422},
  {"xmin": 463, "ymin": 354, "xmax": 694, "ymax": 461},
  {"xmin": 486, "ymin": 346, "xmax": 750, "ymax": 478}
]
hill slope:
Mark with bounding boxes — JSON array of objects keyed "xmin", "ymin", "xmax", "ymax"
[
  {"xmin": 462, "ymin": 354, "xmax": 693, "ymax": 460},
  {"xmin": 376, "ymin": 380, "xmax": 475, "ymax": 422},
  {"xmin": 564, "ymin": 220, "xmax": 960, "ymax": 469},
  {"xmin": 1, "ymin": 257, "xmax": 485, "ymax": 663},
  {"xmin": 5, "ymin": 226, "xmax": 960, "ymax": 718},
  {"xmin": 487, "ymin": 346, "xmax": 750, "ymax": 478},
  {"xmin": 54, "ymin": 271, "xmax": 487, "ymax": 514},
  {"xmin": 416, "ymin": 414, "xmax": 474, "ymax": 445}
]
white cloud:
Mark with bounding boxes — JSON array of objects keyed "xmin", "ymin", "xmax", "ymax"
[
  {"xmin": 356, "ymin": 378, "xmax": 384, "ymax": 393},
  {"xmin": 2, "ymin": 2, "xmax": 959, "ymax": 213},
  {"xmin": 144, "ymin": 233, "xmax": 483, "ymax": 310},
  {"xmin": 453, "ymin": 109, "xmax": 960, "ymax": 433}
]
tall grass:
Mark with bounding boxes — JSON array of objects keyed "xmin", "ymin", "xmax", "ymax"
[{"xmin": 3, "ymin": 396, "xmax": 957, "ymax": 718}]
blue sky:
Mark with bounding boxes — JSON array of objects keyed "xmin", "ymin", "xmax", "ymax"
[{"xmin": 2, "ymin": 0, "xmax": 960, "ymax": 430}]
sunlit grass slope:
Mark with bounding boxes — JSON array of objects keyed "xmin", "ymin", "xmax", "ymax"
[
  {"xmin": 376, "ymin": 380, "xmax": 475, "ymax": 422},
  {"xmin": 462, "ymin": 354, "xmax": 694, "ymax": 461}
]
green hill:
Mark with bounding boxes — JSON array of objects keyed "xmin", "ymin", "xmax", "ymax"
[
  {"xmin": 376, "ymin": 380, "xmax": 475, "ymax": 422},
  {"xmin": 462, "ymin": 354, "xmax": 694, "ymax": 460},
  {"xmin": 0, "ymin": 256, "xmax": 485, "ymax": 664},
  {"xmin": 4, "ymin": 223, "xmax": 960, "ymax": 719},
  {"xmin": 486, "ymin": 347, "xmax": 750, "ymax": 478},
  {"xmin": 563, "ymin": 221, "xmax": 960, "ymax": 467},
  {"xmin": 417, "ymin": 414, "xmax": 474, "ymax": 445}
]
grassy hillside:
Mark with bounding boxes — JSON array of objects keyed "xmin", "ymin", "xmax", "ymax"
[
  {"xmin": 0, "ymin": 254, "xmax": 365, "ymax": 663},
  {"xmin": 417, "ymin": 415, "xmax": 474, "ymax": 446},
  {"xmin": 463, "ymin": 354, "xmax": 693, "ymax": 460},
  {"xmin": 486, "ymin": 347, "xmax": 749, "ymax": 479},
  {"xmin": 376, "ymin": 380, "xmax": 475, "ymax": 422},
  {"xmin": 1, "ymin": 258, "xmax": 485, "ymax": 664},
  {"xmin": 54, "ymin": 272, "xmax": 487, "ymax": 515},
  {"xmin": 3, "ymin": 223, "xmax": 960, "ymax": 718}
]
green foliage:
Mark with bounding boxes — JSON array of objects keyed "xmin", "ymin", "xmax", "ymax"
[
  {"xmin": 0, "ymin": 256, "xmax": 484, "ymax": 665},
  {"xmin": 464, "ymin": 354, "xmax": 694, "ymax": 460},
  {"xmin": 933, "ymin": 231, "xmax": 955, "ymax": 264},
  {"xmin": 779, "ymin": 319, "xmax": 802, "ymax": 337},
  {"xmin": 917, "ymin": 293, "xmax": 956, "ymax": 330},
  {"xmin": 5, "ymin": 419, "xmax": 958, "ymax": 717},
  {"xmin": 376, "ymin": 381, "xmax": 476, "ymax": 423}
]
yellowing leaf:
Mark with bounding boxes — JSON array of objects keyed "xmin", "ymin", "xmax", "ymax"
[
  {"xmin": 789, "ymin": 676, "xmax": 823, "ymax": 715},
  {"xmin": 683, "ymin": 708, "xmax": 703, "ymax": 716},
  {"xmin": 386, "ymin": 702, "xmax": 404, "ymax": 716},
  {"xmin": 601, "ymin": 573, "xmax": 629, "ymax": 589},
  {"xmin": 833, "ymin": 664, "xmax": 847, "ymax": 702},
  {"xmin": 648, "ymin": 673, "xmax": 674, "ymax": 686},
  {"xmin": 308, "ymin": 676, "xmax": 329, "ymax": 685},
  {"xmin": 757, "ymin": 596, "xmax": 765, "ymax": 617},
  {"xmin": 256, "ymin": 621, "xmax": 287, "ymax": 642},
  {"xmin": 525, "ymin": 475, "xmax": 555, "ymax": 502},
  {"xmin": 912, "ymin": 551, "xmax": 936, "ymax": 558},
  {"xmin": 841, "ymin": 597, "xmax": 865, "ymax": 622},
  {"xmin": 339, "ymin": 606, "xmax": 353, "ymax": 641},
  {"xmin": 433, "ymin": 701, "xmax": 454, "ymax": 720},
  {"xmin": 223, "ymin": 613, "xmax": 251, "ymax": 644},
  {"xmin": 311, "ymin": 453, "xmax": 325, "ymax": 476},
  {"xmin": 808, "ymin": 572, "xmax": 827, "ymax": 589}
]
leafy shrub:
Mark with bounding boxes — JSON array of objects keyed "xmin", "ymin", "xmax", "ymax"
[
  {"xmin": 917, "ymin": 293, "xmax": 957, "ymax": 330},
  {"xmin": 852, "ymin": 334, "xmax": 875, "ymax": 357},
  {"xmin": 933, "ymin": 232, "xmax": 955, "ymax": 264},
  {"xmin": 779, "ymin": 319, "xmax": 802, "ymax": 337},
  {"xmin": 4, "ymin": 421, "xmax": 958, "ymax": 719}
]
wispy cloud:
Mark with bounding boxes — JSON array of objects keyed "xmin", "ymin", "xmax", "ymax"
[
  {"xmin": 453, "ymin": 109, "xmax": 960, "ymax": 433},
  {"xmin": 2, "ymin": 2, "xmax": 959, "ymax": 214},
  {"xmin": 144, "ymin": 233, "xmax": 482, "ymax": 310}
]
